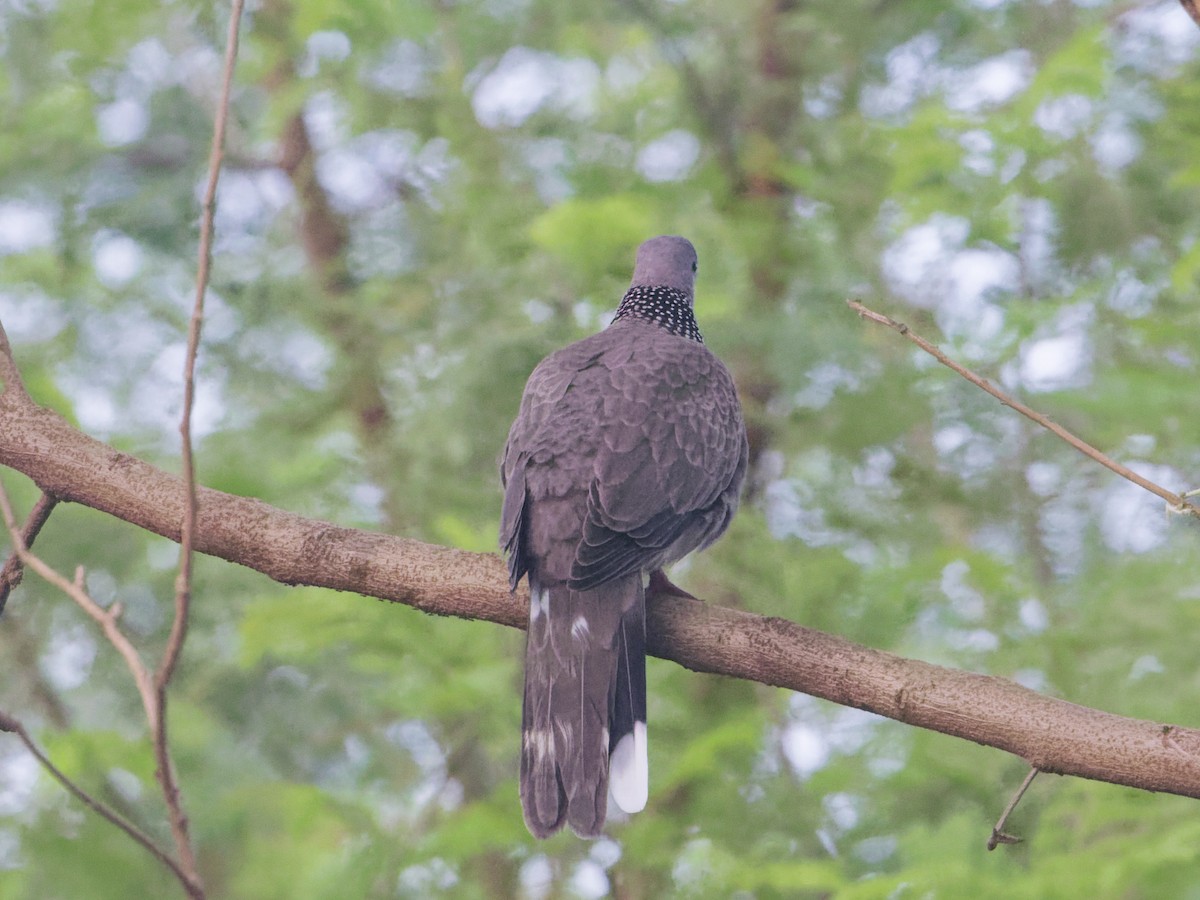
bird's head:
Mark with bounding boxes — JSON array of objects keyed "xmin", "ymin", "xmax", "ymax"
[{"xmin": 629, "ymin": 235, "xmax": 698, "ymax": 303}]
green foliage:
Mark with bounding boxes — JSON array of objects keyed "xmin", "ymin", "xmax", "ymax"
[
  {"xmin": 3, "ymin": 0, "xmax": 1200, "ymax": 896},
  {"xmin": 529, "ymin": 196, "xmax": 661, "ymax": 285}
]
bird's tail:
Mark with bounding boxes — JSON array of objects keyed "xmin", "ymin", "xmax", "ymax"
[{"xmin": 520, "ymin": 575, "xmax": 647, "ymax": 839}]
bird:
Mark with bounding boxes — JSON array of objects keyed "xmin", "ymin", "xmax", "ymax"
[{"xmin": 500, "ymin": 235, "xmax": 748, "ymax": 838}]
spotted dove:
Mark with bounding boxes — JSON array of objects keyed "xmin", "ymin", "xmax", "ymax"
[{"xmin": 500, "ymin": 235, "xmax": 748, "ymax": 838}]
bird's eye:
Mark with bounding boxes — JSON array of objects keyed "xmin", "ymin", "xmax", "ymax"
[{"xmin": 691, "ymin": 261, "xmax": 698, "ymax": 273}]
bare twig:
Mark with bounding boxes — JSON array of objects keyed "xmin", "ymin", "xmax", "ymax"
[
  {"xmin": 164, "ymin": 0, "xmax": 243, "ymax": 690},
  {"xmin": 0, "ymin": 483, "xmax": 158, "ymax": 727},
  {"xmin": 0, "ymin": 491, "xmax": 57, "ymax": 615},
  {"xmin": 847, "ymin": 299, "xmax": 1200, "ymax": 518},
  {"xmin": 149, "ymin": 0, "xmax": 245, "ymax": 890},
  {"xmin": 0, "ymin": 484, "xmax": 202, "ymax": 898},
  {"xmin": 988, "ymin": 767, "xmax": 1039, "ymax": 851},
  {"xmin": 0, "ymin": 709, "xmax": 197, "ymax": 889}
]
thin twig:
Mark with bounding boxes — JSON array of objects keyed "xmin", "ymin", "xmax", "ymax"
[
  {"xmin": 0, "ymin": 709, "xmax": 194, "ymax": 887},
  {"xmin": 988, "ymin": 767, "xmax": 1039, "ymax": 850},
  {"xmin": 0, "ymin": 491, "xmax": 58, "ymax": 615},
  {"xmin": 161, "ymin": 0, "xmax": 244, "ymax": 692},
  {"xmin": 0, "ymin": 482, "xmax": 158, "ymax": 728},
  {"xmin": 847, "ymin": 300, "xmax": 1200, "ymax": 518},
  {"xmin": 151, "ymin": 0, "xmax": 245, "ymax": 890},
  {"xmin": 0, "ymin": 484, "xmax": 202, "ymax": 898}
]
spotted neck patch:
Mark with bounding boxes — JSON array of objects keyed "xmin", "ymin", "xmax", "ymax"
[{"xmin": 610, "ymin": 285, "xmax": 703, "ymax": 343}]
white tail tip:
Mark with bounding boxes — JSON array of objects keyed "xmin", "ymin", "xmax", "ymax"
[{"xmin": 609, "ymin": 721, "xmax": 648, "ymax": 813}]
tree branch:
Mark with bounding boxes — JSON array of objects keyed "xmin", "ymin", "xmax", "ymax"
[
  {"xmin": 0, "ymin": 709, "xmax": 199, "ymax": 891},
  {"xmin": 847, "ymin": 299, "xmax": 1200, "ymax": 518},
  {"xmin": 0, "ymin": 491, "xmax": 57, "ymax": 615},
  {"xmin": 0, "ymin": 484, "xmax": 159, "ymax": 728},
  {"xmin": 144, "ymin": 0, "xmax": 245, "ymax": 889},
  {"xmin": 0, "ymin": 484, "xmax": 203, "ymax": 899},
  {"xmin": 4, "ymin": 319, "xmax": 1200, "ymax": 803},
  {"xmin": 988, "ymin": 767, "xmax": 1039, "ymax": 851}
]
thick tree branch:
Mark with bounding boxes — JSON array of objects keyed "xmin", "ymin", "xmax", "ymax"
[{"xmin": 4, "ymin": 318, "xmax": 1200, "ymax": 803}]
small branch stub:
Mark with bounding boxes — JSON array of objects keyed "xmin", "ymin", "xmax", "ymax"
[{"xmin": 988, "ymin": 767, "xmax": 1040, "ymax": 851}]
